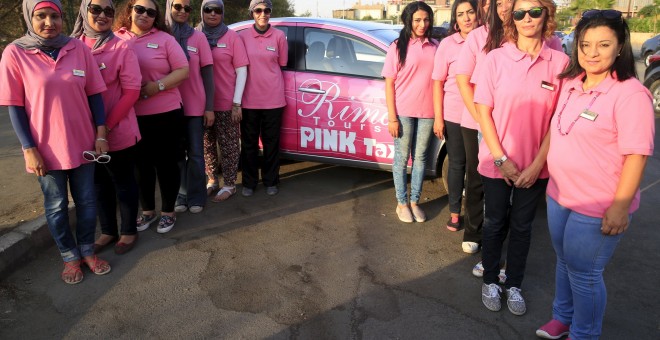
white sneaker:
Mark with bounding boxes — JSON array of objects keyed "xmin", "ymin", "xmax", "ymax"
[
  {"xmin": 174, "ymin": 204, "xmax": 188, "ymax": 213},
  {"xmin": 472, "ymin": 261, "xmax": 484, "ymax": 277},
  {"xmin": 462, "ymin": 242, "xmax": 480, "ymax": 253},
  {"xmin": 189, "ymin": 205, "xmax": 203, "ymax": 214}
]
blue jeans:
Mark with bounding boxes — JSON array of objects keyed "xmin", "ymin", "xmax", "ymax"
[
  {"xmin": 392, "ymin": 117, "xmax": 434, "ymax": 204},
  {"xmin": 37, "ymin": 163, "xmax": 96, "ymax": 262},
  {"xmin": 547, "ymin": 196, "xmax": 625, "ymax": 340},
  {"xmin": 177, "ymin": 116, "xmax": 206, "ymax": 207}
]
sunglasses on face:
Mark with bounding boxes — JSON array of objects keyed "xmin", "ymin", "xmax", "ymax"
[
  {"xmin": 203, "ymin": 6, "xmax": 223, "ymax": 15},
  {"xmin": 83, "ymin": 151, "xmax": 111, "ymax": 164},
  {"xmin": 253, "ymin": 7, "xmax": 272, "ymax": 15},
  {"xmin": 131, "ymin": 4, "xmax": 157, "ymax": 18},
  {"xmin": 87, "ymin": 4, "xmax": 115, "ymax": 18},
  {"xmin": 512, "ymin": 7, "xmax": 544, "ymax": 21},
  {"xmin": 172, "ymin": 3, "xmax": 192, "ymax": 13},
  {"xmin": 582, "ymin": 9, "xmax": 622, "ymax": 20}
]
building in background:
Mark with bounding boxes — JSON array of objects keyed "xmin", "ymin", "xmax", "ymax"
[
  {"xmin": 613, "ymin": 0, "xmax": 655, "ymax": 17},
  {"xmin": 333, "ymin": 1, "xmax": 452, "ymax": 26}
]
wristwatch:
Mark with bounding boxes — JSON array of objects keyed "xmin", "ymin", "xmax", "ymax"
[
  {"xmin": 494, "ymin": 155, "xmax": 508, "ymax": 167},
  {"xmin": 157, "ymin": 79, "xmax": 165, "ymax": 91}
]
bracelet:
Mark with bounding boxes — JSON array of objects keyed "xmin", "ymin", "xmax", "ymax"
[
  {"xmin": 232, "ymin": 103, "xmax": 241, "ymax": 107},
  {"xmin": 96, "ymin": 138, "xmax": 108, "ymax": 142},
  {"xmin": 389, "ymin": 120, "xmax": 398, "ymax": 123}
]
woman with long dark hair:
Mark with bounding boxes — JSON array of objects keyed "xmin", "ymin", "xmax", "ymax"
[
  {"xmin": 114, "ymin": 0, "xmax": 189, "ymax": 234},
  {"xmin": 382, "ymin": 1, "xmax": 438, "ymax": 223},
  {"xmin": 475, "ymin": 0, "xmax": 568, "ymax": 315},
  {"xmin": 1, "ymin": 0, "xmax": 111, "ymax": 284},
  {"xmin": 432, "ymin": 0, "xmax": 478, "ymax": 244},
  {"xmin": 72, "ymin": 0, "xmax": 142, "ymax": 254},
  {"xmin": 537, "ymin": 10, "xmax": 654, "ymax": 339}
]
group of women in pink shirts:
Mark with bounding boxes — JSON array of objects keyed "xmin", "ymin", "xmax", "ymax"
[
  {"xmin": 383, "ymin": 1, "xmax": 653, "ymax": 338},
  {"xmin": 1, "ymin": 0, "xmax": 287, "ymax": 286}
]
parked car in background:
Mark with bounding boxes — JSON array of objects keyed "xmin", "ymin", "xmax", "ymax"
[
  {"xmin": 641, "ymin": 34, "xmax": 660, "ymax": 67},
  {"xmin": 561, "ymin": 30, "xmax": 574, "ymax": 55},
  {"xmin": 229, "ymin": 18, "xmax": 449, "ymax": 186},
  {"xmin": 644, "ymin": 51, "xmax": 660, "ymax": 114},
  {"xmin": 554, "ymin": 31, "xmax": 565, "ymax": 39}
]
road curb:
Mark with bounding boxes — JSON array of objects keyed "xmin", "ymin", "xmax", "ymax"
[{"xmin": 0, "ymin": 205, "xmax": 74, "ymax": 279}]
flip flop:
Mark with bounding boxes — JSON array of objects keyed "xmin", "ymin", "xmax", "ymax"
[
  {"xmin": 83, "ymin": 255, "xmax": 112, "ymax": 275},
  {"xmin": 212, "ymin": 186, "xmax": 236, "ymax": 202}
]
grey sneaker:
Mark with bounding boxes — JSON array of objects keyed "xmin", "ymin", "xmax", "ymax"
[
  {"xmin": 395, "ymin": 205, "xmax": 414, "ymax": 223},
  {"xmin": 265, "ymin": 186, "xmax": 279, "ymax": 196},
  {"xmin": 506, "ymin": 287, "xmax": 526, "ymax": 315},
  {"xmin": 156, "ymin": 215, "xmax": 176, "ymax": 234},
  {"xmin": 242, "ymin": 187, "xmax": 254, "ymax": 197},
  {"xmin": 189, "ymin": 205, "xmax": 203, "ymax": 214},
  {"xmin": 481, "ymin": 283, "xmax": 502, "ymax": 312},
  {"xmin": 174, "ymin": 204, "xmax": 188, "ymax": 213}
]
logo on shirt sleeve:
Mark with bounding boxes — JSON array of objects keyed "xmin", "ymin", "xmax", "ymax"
[
  {"xmin": 99, "ymin": 63, "xmax": 107, "ymax": 71},
  {"xmin": 541, "ymin": 81, "xmax": 555, "ymax": 91}
]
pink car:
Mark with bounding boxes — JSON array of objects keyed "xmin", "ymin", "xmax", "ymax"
[{"xmin": 230, "ymin": 18, "xmax": 448, "ymax": 189}]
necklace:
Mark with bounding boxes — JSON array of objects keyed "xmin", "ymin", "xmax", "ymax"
[
  {"xmin": 42, "ymin": 49, "xmax": 57, "ymax": 60},
  {"xmin": 556, "ymin": 90, "xmax": 600, "ymax": 136}
]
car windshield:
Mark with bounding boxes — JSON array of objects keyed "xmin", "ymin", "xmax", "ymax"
[{"xmin": 368, "ymin": 29, "xmax": 399, "ymax": 45}]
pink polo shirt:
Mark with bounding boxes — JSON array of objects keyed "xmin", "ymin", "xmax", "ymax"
[
  {"xmin": 115, "ymin": 27, "xmax": 189, "ymax": 116},
  {"xmin": 82, "ymin": 36, "xmax": 142, "ymax": 152},
  {"xmin": 474, "ymin": 42, "xmax": 569, "ymax": 179},
  {"xmin": 207, "ymin": 29, "xmax": 249, "ymax": 112},
  {"xmin": 381, "ymin": 38, "xmax": 438, "ymax": 119},
  {"xmin": 547, "ymin": 75, "xmax": 655, "ymax": 217},
  {"xmin": 432, "ymin": 32, "xmax": 466, "ymax": 124},
  {"xmin": 0, "ymin": 39, "xmax": 107, "ymax": 172},
  {"xmin": 178, "ymin": 30, "xmax": 213, "ymax": 117},
  {"xmin": 455, "ymin": 25, "xmax": 488, "ymax": 130},
  {"xmin": 238, "ymin": 26, "xmax": 288, "ymax": 109}
]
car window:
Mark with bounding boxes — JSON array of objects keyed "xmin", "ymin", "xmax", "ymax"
[{"xmin": 303, "ymin": 27, "xmax": 385, "ymax": 78}]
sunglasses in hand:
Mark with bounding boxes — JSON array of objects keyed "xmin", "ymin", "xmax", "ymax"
[{"xmin": 83, "ymin": 151, "xmax": 111, "ymax": 164}]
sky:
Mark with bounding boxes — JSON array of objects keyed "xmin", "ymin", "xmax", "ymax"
[{"xmin": 290, "ymin": 0, "xmax": 388, "ymax": 18}]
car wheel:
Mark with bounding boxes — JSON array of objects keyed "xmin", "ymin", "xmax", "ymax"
[
  {"xmin": 650, "ymin": 79, "xmax": 660, "ymax": 115},
  {"xmin": 562, "ymin": 45, "xmax": 568, "ymax": 54},
  {"xmin": 644, "ymin": 51, "xmax": 653, "ymax": 67},
  {"xmin": 441, "ymin": 154, "xmax": 449, "ymax": 194}
]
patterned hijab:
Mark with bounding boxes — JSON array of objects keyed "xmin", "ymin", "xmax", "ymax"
[
  {"xmin": 196, "ymin": 0, "xmax": 228, "ymax": 48},
  {"xmin": 71, "ymin": 0, "xmax": 116, "ymax": 51},
  {"xmin": 13, "ymin": 0, "xmax": 71, "ymax": 50},
  {"xmin": 165, "ymin": 0, "xmax": 195, "ymax": 59}
]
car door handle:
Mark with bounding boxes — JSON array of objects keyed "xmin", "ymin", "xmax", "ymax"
[{"xmin": 298, "ymin": 87, "xmax": 326, "ymax": 94}]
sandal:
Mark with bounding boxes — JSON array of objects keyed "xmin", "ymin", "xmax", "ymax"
[
  {"xmin": 83, "ymin": 255, "xmax": 112, "ymax": 275},
  {"xmin": 206, "ymin": 182, "xmax": 219, "ymax": 196},
  {"xmin": 212, "ymin": 186, "xmax": 236, "ymax": 202},
  {"xmin": 61, "ymin": 260, "xmax": 83, "ymax": 284}
]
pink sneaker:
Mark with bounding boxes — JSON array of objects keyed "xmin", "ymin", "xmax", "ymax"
[{"xmin": 536, "ymin": 319, "xmax": 570, "ymax": 339}]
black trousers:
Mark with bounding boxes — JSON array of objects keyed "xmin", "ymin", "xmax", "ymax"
[
  {"xmin": 445, "ymin": 121, "xmax": 466, "ymax": 214},
  {"xmin": 240, "ymin": 107, "xmax": 283, "ymax": 189},
  {"xmin": 135, "ymin": 108, "xmax": 183, "ymax": 213},
  {"xmin": 460, "ymin": 127, "xmax": 483, "ymax": 243},
  {"xmin": 481, "ymin": 177, "xmax": 548, "ymax": 288},
  {"xmin": 95, "ymin": 144, "xmax": 139, "ymax": 236}
]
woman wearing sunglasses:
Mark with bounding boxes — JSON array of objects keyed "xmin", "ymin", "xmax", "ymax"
[
  {"xmin": 432, "ymin": 0, "xmax": 478, "ymax": 243},
  {"xmin": 72, "ymin": 0, "xmax": 142, "ymax": 255},
  {"xmin": 238, "ymin": 0, "xmax": 287, "ymax": 197},
  {"xmin": 0, "ymin": 0, "xmax": 111, "ymax": 284},
  {"xmin": 198, "ymin": 0, "xmax": 249, "ymax": 203},
  {"xmin": 114, "ymin": 0, "xmax": 189, "ymax": 234},
  {"xmin": 165, "ymin": 0, "xmax": 214, "ymax": 215},
  {"xmin": 474, "ymin": 0, "xmax": 568, "ymax": 315},
  {"xmin": 536, "ymin": 10, "xmax": 654, "ymax": 340}
]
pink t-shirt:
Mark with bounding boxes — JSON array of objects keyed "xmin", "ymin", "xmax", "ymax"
[
  {"xmin": 455, "ymin": 25, "xmax": 489, "ymax": 130},
  {"xmin": 238, "ymin": 26, "xmax": 288, "ymax": 109},
  {"xmin": 0, "ymin": 40, "xmax": 107, "ymax": 172},
  {"xmin": 115, "ymin": 28, "xmax": 189, "ymax": 116},
  {"xmin": 547, "ymin": 75, "xmax": 655, "ymax": 217},
  {"xmin": 83, "ymin": 36, "xmax": 142, "ymax": 152},
  {"xmin": 381, "ymin": 38, "xmax": 438, "ymax": 119},
  {"xmin": 432, "ymin": 32, "xmax": 466, "ymax": 124},
  {"xmin": 178, "ymin": 30, "xmax": 213, "ymax": 117},
  {"xmin": 474, "ymin": 42, "xmax": 569, "ymax": 179},
  {"xmin": 206, "ymin": 29, "xmax": 249, "ymax": 112}
]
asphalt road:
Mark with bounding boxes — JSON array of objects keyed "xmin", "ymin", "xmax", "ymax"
[{"xmin": 0, "ymin": 61, "xmax": 658, "ymax": 339}]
